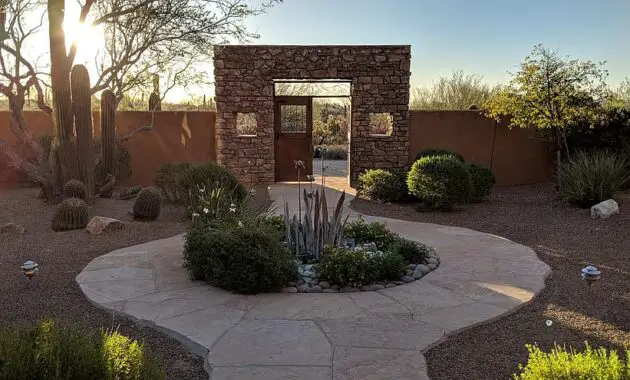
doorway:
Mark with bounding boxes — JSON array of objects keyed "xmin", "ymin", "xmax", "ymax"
[{"xmin": 273, "ymin": 79, "xmax": 351, "ymax": 184}]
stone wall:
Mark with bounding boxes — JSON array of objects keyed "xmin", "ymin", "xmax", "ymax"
[{"xmin": 213, "ymin": 45, "xmax": 411, "ymax": 186}]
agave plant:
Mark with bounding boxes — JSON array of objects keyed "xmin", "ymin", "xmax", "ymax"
[{"xmin": 284, "ymin": 188, "xmax": 348, "ymax": 260}]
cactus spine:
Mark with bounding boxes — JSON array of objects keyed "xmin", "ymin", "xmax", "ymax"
[
  {"xmin": 70, "ymin": 65, "xmax": 95, "ymax": 202},
  {"xmin": 100, "ymin": 89, "xmax": 117, "ymax": 178},
  {"xmin": 132, "ymin": 187, "xmax": 162, "ymax": 220},
  {"xmin": 63, "ymin": 179, "xmax": 87, "ymax": 200},
  {"xmin": 52, "ymin": 197, "xmax": 89, "ymax": 231}
]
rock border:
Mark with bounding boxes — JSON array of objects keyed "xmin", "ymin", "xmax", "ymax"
[{"xmin": 280, "ymin": 248, "xmax": 441, "ymax": 294}]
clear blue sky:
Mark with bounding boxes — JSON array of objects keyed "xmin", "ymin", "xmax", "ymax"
[{"xmin": 243, "ymin": 0, "xmax": 629, "ymax": 89}]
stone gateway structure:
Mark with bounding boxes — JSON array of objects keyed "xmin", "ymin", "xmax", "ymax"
[{"xmin": 213, "ymin": 45, "xmax": 411, "ymax": 186}]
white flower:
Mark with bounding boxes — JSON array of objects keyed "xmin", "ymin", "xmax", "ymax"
[
  {"xmin": 229, "ymin": 203, "xmax": 237, "ymax": 213},
  {"xmin": 238, "ymin": 221, "xmax": 244, "ymax": 228},
  {"xmin": 191, "ymin": 212, "xmax": 200, "ymax": 218},
  {"xmin": 249, "ymin": 189, "xmax": 257, "ymax": 196},
  {"xmin": 199, "ymin": 188, "xmax": 205, "ymax": 193},
  {"xmin": 203, "ymin": 208, "xmax": 209, "ymax": 214}
]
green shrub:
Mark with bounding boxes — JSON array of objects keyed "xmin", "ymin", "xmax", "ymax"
[
  {"xmin": 358, "ymin": 169, "xmax": 408, "ymax": 203},
  {"xmin": 322, "ymin": 146, "xmax": 347, "ymax": 160},
  {"xmin": 154, "ymin": 162, "xmax": 246, "ymax": 210},
  {"xmin": 390, "ymin": 238, "xmax": 433, "ymax": 264},
  {"xmin": 467, "ymin": 163, "xmax": 496, "ymax": 201},
  {"xmin": 344, "ymin": 219, "xmax": 397, "ymax": 250},
  {"xmin": 0, "ymin": 319, "xmax": 165, "ymax": 380},
  {"xmin": 514, "ymin": 343, "xmax": 630, "ymax": 380},
  {"xmin": 259, "ymin": 215, "xmax": 285, "ymax": 235},
  {"xmin": 407, "ymin": 155, "xmax": 472, "ymax": 210},
  {"xmin": 316, "ymin": 246, "xmax": 406, "ymax": 286},
  {"xmin": 183, "ymin": 223, "xmax": 297, "ymax": 294},
  {"xmin": 414, "ymin": 148, "xmax": 465, "ymax": 164},
  {"xmin": 559, "ymin": 150, "xmax": 629, "ymax": 208}
]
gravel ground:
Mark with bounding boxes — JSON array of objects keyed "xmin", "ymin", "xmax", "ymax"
[
  {"xmin": 351, "ymin": 183, "xmax": 630, "ymax": 380},
  {"xmin": 0, "ymin": 188, "xmax": 206, "ymax": 380}
]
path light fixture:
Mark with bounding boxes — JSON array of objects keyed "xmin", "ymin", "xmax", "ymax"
[
  {"xmin": 581, "ymin": 265, "xmax": 601, "ymax": 287},
  {"xmin": 21, "ymin": 260, "xmax": 39, "ymax": 280}
]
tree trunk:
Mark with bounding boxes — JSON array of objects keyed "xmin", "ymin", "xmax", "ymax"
[{"xmin": 48, "ymin": 0, "xmax": 78, "ymax": 194}]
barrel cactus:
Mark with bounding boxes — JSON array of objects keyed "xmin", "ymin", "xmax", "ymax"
[
  {"xmin": 63, "ymin": 179, "xmax": 87, "ymax": 200},
  {"xmin": 52, "ymin": 197, "xmax": 89, "ymax": 231},
  {"xmin": 132, "ymin": 187, "xmax": 162, "ymax": 220}
]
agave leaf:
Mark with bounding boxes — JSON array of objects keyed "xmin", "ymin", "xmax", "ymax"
[
  {"xmin": 284, "ymin": 201, "xmax": 292, "ymax": 248},
  {"xmin": 313, "ymin": 190, "xmax": 321, "ymax": 259}
]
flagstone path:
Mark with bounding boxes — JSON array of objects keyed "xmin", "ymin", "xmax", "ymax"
[{"xmin": 77, "ymin": 185, "xmax": 550, "ymax": 380}]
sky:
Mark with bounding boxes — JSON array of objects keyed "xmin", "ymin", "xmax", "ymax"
[{"xmin": 241, "ymin": 0, "xmax": 629, "ymax": 90}]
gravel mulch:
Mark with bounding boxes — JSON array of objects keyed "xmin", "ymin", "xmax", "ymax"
[
  {"xmin": 351, "ymin": 183, "xmax": 630, "ymax": 380},
  {"xmin": 0, "ymin": 187, "xmax": 205, "ymax": 380}
]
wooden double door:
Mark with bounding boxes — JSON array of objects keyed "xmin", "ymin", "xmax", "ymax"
[{"xmin": 274, "ymin": 96, "xmax": 313, "ymax": 182}]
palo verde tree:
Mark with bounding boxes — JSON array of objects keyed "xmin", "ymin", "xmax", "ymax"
[{"xmin": 485, "ymin": 44, "xmax": 610, "ymax": 167}]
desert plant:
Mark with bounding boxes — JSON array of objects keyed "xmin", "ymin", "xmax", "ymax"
[
  {"xmin": 63, "ymin": 179, "xmax": 87, "ymax": 200},
  {"xmin": 71, "ymin": 64, "xmax": 96, "ymax": 202},
  {"xmin": 414, "ymin": 148, "xmax": 465, "ymax": 164},
  {"xmin": 183, "ymin": 223, "xmax": 297, "ymax": 294},
  {"xmin": 132, "ymin": 187, "xmax": 162, "ymax": 220},
  {"xmin": 358, "ymin": 169, "xmax": 408, "ymax": 203},
  {"xmin": 513, "ymin": 342, "xmax": 630, "ymax": 380},
  {"xmin": 390, "ymin": 238, "xmax": 434, "ymax": 264},
  {"xmin": 467, "ymin": 163, "xmax": 496, "ymax": 202},
  {"xmin": 259, "ymin": 214, "xmax": 285, "ymax": 235},
  {"xmin": 321, "ymin": 145, "xmax": 347, "ymax": 160},
  {"xmin": 558, "ymin": 150, "xmax": 629, "ymax": 207},
  {"xmin": 343, "ymin": 218, "xmax": 398, "ymax": 250},
  {"xmin": 153, "ymin": 162, "xmax": 193, "ymax": 203},
  {"xmin": 284, "ymin": 189, "xmax": 349, "ymax": 260},
  {"xmin": 51, "ymin": 197, "xmax": 89, "ymax": 231},
  {"xmin": 117, "ymin": 185, "xmax": 142, "ymax": 200},
  {"xmin": 0, "ymin": 319, "xmax": 165, "ymax": 379},
  {"xmin": 100, "ymin": 89, "xmax": 117, "ymax": 180},
  {"xmin": 407, "ymin": 155, "xmax": 473, "ymax": 210},
  {"xmin": 315, "ymin": 246, "xmax": 405, "ymax": 287}
]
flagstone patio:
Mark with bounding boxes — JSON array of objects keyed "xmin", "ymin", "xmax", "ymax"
[{"xmin": 77, "ymin": 185, "xmax": 550, "ymax": 380}]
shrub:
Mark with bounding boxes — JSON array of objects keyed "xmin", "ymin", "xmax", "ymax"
[
  {"xmin": 316, "ymin": 246, "xmax": 406, "ymax": 286},
  {"xmin": 344, "ymin": 219, "xmax": 397, "ymax": 250},
  {"xmin": 0, "ymin": 319, "xmax": 165, "ymax": 380},
  {"xmin": 390, "ymin": 238, "xmax": 433, "ymax": 264},
  {"xmin": 407, "ymin": 155, "xmax": 472, "ymax": 210},
  {"xmin": 183, "ymin": 223, "xmax": 297, "ymax": 294},
  {"xmin": 414, "ymin": 148, "xmax": 465, "ymax": 164},
  {"xmin": 154, "ymin": 162, "xmax": 246, "ymax": 210},
  {"xmin": 558, "ymin": 150, "xmax": 629, "ymax": 208},
  {"xmin": 514, "ymin": 343, "xmax": 630, "ymax": 380},
  {"xmin": 467, "ymin": 163, "xmax": 496, "ymax": 201},
  {"xmin": 358, "ymin": 169, "xmax": 408, "ymax": 203},
  {"xmin": 321, "ymin": 146, "xmax": 347, "ymax": 160},
  {"xmin": 259, "ymin": 215, "xmax": 285, "ymax": 235}
]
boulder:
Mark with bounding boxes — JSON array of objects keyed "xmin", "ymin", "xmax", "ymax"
[
  {"xmin": 413, "ymin": 264, "xmax": 431, "ymax": 279},
  {"xmin": 590, "ymin": 199, "xmax": 620, "ymax": 220},
  {"xmin": 86, "ymin": 216, "xmax": 125, "ymax": 235}
]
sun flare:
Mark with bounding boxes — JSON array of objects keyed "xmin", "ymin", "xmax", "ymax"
[{"xmin": 62, "ymin": 19, "xmax": 105, "ymax": 60}]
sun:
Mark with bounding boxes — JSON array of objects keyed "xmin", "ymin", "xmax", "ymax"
[{"xmin": 62, "ymin": 19, "xmax": 105, "ymax": 61}]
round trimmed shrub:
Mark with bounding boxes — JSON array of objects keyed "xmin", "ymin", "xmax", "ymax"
[
  {"xmin": 344, "ymin": 219, "xmax": 398, "ymax": 250},
  {"xmin": 390, "ymin": 238, "xmax": 434, "ymax": 264},
  {"xmin": 183, "ymin": 224, "xmax": 297, "ymax": 294},
  {"xmin": 414, "ymin": 148, "xmax": 465, "ymax": 164},
  {"xmin": 467, "ymin": 163, "xmax": 496, "ymax": 201},
  {"xmin": 407, "ymin": 155, "xmax": 472, "ymax": 210},
  {"xmin": 358, "ymin": 169, "xmax": 408, "ymax": 203}
]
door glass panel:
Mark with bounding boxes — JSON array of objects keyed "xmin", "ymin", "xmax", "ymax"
[{"xmin": 281, "ymin": 104, "xmax": 307, "ymax": 133}]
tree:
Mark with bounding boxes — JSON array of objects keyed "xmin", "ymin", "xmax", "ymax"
[
  {"xmin": 607, "ymin": 78, "xmax": 630, "ymax": 109},
  {"xmin": 0, "ymin": 0, "xmax": 282, "ymax": 201},
  {"xmin": 410, "ymin": 70, "xmax": 499, "ymax": 110},
  {"xmin": 485, "ymin": 44, "xmax": 609, "ymax": 164}
]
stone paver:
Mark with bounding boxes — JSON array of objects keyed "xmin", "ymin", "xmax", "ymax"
[{"xmin": 77, "ymin": 185, "xmax": 551, "ymax": 380}]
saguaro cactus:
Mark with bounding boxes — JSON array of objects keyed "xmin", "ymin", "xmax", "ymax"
[
  {"xmin": 70, "ymin": 64, "xmax": 95, "ymax": 201},
  {"xmin": 100, "ymin": 89, "xmax": 117, "ymax": 178},
  {"xmin": 148, "ymin": 74, "xmax": 161, "ymax": 111}
]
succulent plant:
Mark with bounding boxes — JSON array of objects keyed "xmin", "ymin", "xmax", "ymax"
[
  {"xmin": 132, "ymin": 187, "xmax": 162, "ymax": 220},
  {"xmin": 100, "ymin": 89, "xmax": 117, "ymax": 179},
  {"xmin": 71, "ymin": 64, "xmax": 95, "ymax": 201},
  {"xmin": 51, "ymin": 197, "xmax": 89, "ymax": 231},
  {"xmin": 63, "ymin": 179, "xmax": 87, "ymax": 200}
]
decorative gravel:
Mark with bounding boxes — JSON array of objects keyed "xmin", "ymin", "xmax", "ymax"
[
  {"xmin": 0, "ymin": 188, "xmax": 205, "ymax": 380},
  {"xmin": 351, "ymin": 183, "xmax": 630, "ymax": 380}
]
